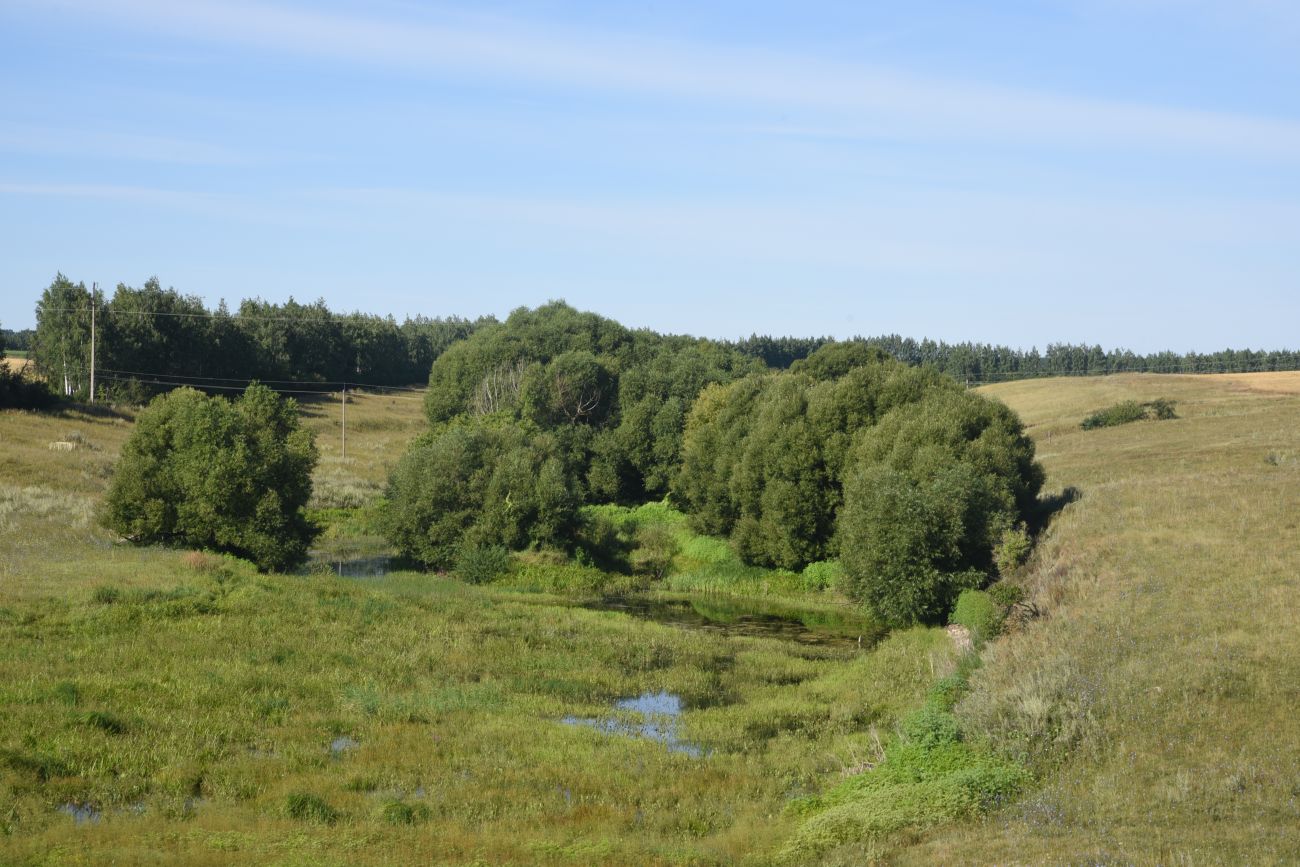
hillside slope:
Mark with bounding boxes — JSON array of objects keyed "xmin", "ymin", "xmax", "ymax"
[{"xmin": 896, "ymin": 373, "xmax": 1300, "ymax": 863}]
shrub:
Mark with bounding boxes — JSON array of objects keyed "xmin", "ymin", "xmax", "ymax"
[
  {"xmin": 0, "ymin": 328, "xmax": 56, "ymax": 409},
  {"xmin": 986, "ymin": 581, "xmax": 1024, "ymax": 610},
  {"xmin": 993, "ymin": 524, "xmax": 1032, "ymax": 576},
  {"xmin": 1081, "ymin": 398, "xmax": 1177, "ymax": 430},
  {"xmin": 283, "ymin": 792, "xmax": 338, "ymax": 824},
  {"xmin": 0, "ymin": 365, "xmax": 55, "ymax": 409},
  {"xmin": 629, "ymin": 522, "xmax": 678, "ymax": 579},
  {"xmin": 379, "ymin": 799, "xmax": 431, "ymax": 825},
  {"xmin": 574, "ymin": 511, "xmax": 633, "ymax": 572},
  {"xmin": 800, "ymin": 560, "xmax": 843, "ymax": 592},
  {"xmin": 455, "ymin": 544, "xmax": 511, "ymax": 585},
  {"xmin": 101, "ymin": 385, "xmax": 318, "ymax": 572},
  {"xmin": 950, "ymin": 590, "xmax": 1004, "ymax": 643},
  {"xmin": 900, "ymin": 705, "xmax": 962, "ymax": 749}
]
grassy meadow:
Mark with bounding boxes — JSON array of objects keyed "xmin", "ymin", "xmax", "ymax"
[
  {"xmin": 898, "ymin": 373, "xmax": 1300, "ymax": 864},
  {"xmin": 3, "ymin": 374, "xmax": 1298, "ymax": 863},
  {"xmin": 0, "ymin": 387, "xmax": 962, "ymax": 864}
]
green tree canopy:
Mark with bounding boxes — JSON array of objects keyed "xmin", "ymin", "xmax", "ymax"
[
  {"xmin": 32, "ymin": 274, "xmax": 94, "ymax": 398},
  {"xmin": 102, "ymin": 384, "xmax": 319, "ymax": 571},
  {"xmin": 837, "ymin": 389, "xmax": 1044, "ymax": 625},
  {"xmin": 383, "ymin": 420, "xmax": 580, "ymax": 568}
]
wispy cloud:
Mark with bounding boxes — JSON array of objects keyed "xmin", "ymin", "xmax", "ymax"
[
  {"xmin": 16, "ymin": 177, "xmax": 1285, "ymax": 281},
  {"xmin": 0, "ymin": 124, "xmax": 251, "ymax": 165},
  {"xmin": 30, "ymin": 0, "xmax": 1300, "ymax": 159}
]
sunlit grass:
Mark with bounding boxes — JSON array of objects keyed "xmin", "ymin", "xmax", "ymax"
[
  {"xmin": 0, "ymin": 391, "xmax": 959, "ymax": 864},
  {"xmin": 892, "ymin": 373, "xmax": 1300, "ymax": 864}
]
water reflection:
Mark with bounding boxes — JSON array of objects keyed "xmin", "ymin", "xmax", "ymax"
[
  {"xmin": 59, "ymin": 803, "xmax": 102, "ymax": 824},
  {"xmin": 324, "ymin": 557, "xmax": 392, "ymax": 578},
  {"xmin": 562, "ymin": 691, "xmax": 704, "ymax": 757},
  {"xmin": 584, "ymin": 596, "xmax": 881, "ymax": 649}
]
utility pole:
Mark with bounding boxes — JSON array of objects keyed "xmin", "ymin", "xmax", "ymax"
[
  {"xmin": 341, "ymin": 383, "xmax": 347, "ymax": 460},
  {"xmin": 89, "ymin": 282, "xmax": 97, "ymax": 404}
]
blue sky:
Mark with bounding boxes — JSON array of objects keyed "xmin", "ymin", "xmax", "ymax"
[{"xmin": 2, "ymin": 0, "xmax": 1298, "ymax": 351}]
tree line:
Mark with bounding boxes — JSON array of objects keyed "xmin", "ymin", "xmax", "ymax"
[
  {"xmin": 729, "ymin": 334, "xmax": 1300, "ymax": 382},
  {"xmin": 29, "ymin": 274, "xmax": 493, "ymax": 400},
  {"xmin": 0, "ymin": 328, "xmax": 33, "ymax": 352},
  {"xmin": 24, "ymin": 274, "xmax": 1300, "ymax": 404}
]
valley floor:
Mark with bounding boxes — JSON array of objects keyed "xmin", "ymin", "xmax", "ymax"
[{"xmin": 3, "ymin": 372, "xmax": 1297, "ymax": 863}]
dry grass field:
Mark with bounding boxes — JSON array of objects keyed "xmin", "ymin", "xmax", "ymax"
[{"xmin": 895, "ymin": 372, "xmax": 1300, "ymax": 864}]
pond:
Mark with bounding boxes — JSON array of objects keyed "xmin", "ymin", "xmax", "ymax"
[
  {"xmin": 562, "ymin": 691, "xmax": 705, "ymax": 757},
  {"xmin": 317, "ymin": 556, "xmax": 393, "ymax": 578},
  {"xmin": 582, "ymin": 596, "xmax": 883, "ymax": 650}
]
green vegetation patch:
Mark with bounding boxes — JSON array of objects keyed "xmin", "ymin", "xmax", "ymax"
[
  {"xmin": 1080, "ymin": 398, "xmax": 1177, "ymax": 430},
  {"xmin": 781, "ymin": 656, "xmax": 1026, "ymax": 862}
]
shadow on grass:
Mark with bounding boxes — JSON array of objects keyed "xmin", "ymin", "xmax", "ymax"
[{"xmin": 1029, "ymin": 486, "xmax": 1082, "ymax": 537}]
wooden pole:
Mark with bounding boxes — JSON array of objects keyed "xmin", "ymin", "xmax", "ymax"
[
  {"xmin": 89, "ymin": 283, "xmax": 96, "ymax": 404},
  {"xmin": 341, "ymin": 384, "xmax": 347, "ymax": 460}
]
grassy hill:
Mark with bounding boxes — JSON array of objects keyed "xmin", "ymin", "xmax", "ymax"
[{"xmin": 895, "ymin": 373, "xmax": 1300, "ymax": 864}]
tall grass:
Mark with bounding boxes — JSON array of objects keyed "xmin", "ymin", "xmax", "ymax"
[
  {"xmin": 0, "ymin": 393, "xmax": 958, "ymax": 865},
  {"xmin": 893, "ymin": 372, "xmax": 1300, "ymax": 864}
]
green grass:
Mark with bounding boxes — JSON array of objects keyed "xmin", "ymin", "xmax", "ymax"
[
  {"xmin": 584, "ymin": 501, "xmax": 840, "ymax": 600},
  {"xmin": 892, "ymin": 372, "xmax": 1300, "ymax": 864},
  {"xmin": 0, "ymin": 392, "xmax": 960, "ymax": 864},
  {"xmin": 22, "ymin": 372, "xmax": 1290, "ymax": 863}
]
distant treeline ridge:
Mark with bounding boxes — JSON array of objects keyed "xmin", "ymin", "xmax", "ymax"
[
  {"xmin": 18, "ymin": 274, "xmax": 1300, "ymax": 402},
  {"xmin": 728, "ymin": 335, "xmax": 1300, "ymax": 383}
]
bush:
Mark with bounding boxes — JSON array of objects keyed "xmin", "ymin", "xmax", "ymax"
[
  {"xmin": 986, "ymin": 581, "xmax": 1024, "ymax": 610},
  {"xmin": 800, "ymin": 560, "xmax": 843, "ymax": 592},
  {"xmin": 283, "ymin": 792, "xmax": 338, "ymax": 824},
  {"xmin": 629, "ymin": 522, "xmax": 678, "ymax": 579},
  {"xmin": 101, "ymin": 385, "xmax": 319, "ymax": 572},
  {"xmin": 1081, "ymin": 398, "xmax": 1177, "ymax": 430},
  {"xmin": 455, "ymin": 544, "xmax": 511, "ymax": 585},
  {"xmin": 0, "ymin": 364, "xmax": 55, "ymax": 409},
  {"xmin": 950, "ymin": 590, "xmax": 1004, "ymax": 643},
  {"xmin": 900, "ymin": 705, "xmax": 962, "ymax": 749},
  {"xmin": 574, "ymin": 511, "xmax": 634, "ymax": 572},
  {"xmin": 379, "ymin": 799, "xmax": 430, "ymax": 825},
  {"xmin": 993, "ymin": 524, "xmax": 1032, "ymax": 576},
  {"xmin": 0, "ymin": 326, "xmax": 55, "ymax": 409}
]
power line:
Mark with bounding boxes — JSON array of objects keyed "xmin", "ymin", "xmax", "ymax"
[
  {"xmin": 58, "ymin": 363, "xmax": 427, "ymax": 392},
  {"xmin": 35, "ymin": 304, "xmax": 475, "ymax": 326}
]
